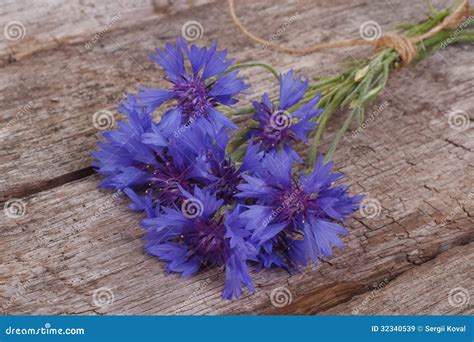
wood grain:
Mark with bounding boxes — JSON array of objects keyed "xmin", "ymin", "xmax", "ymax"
[
  {"xmin": 320, "ymin": 244, "xmax": 473, "ymax": 315},
  {"xmin": 0, "ymin": 0, "xmax": 473, "ymax": 315}
]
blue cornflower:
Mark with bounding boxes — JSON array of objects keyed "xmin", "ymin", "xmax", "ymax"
[
  {"xmin": 191, "ymin": 128, "xmax": 252, "ymax": 203},
  {"xmin": 92, "ymin": 97, "xmax": 192, "ymax": 205},
  {"xmin": 139, "ymin": 186, "xmax": 257, "ymax": 300},
  {"xmin": 144, "ymin": 122, "xmax": 251, "ymax": 205},
  {"xmin": 249, "ymin": 70, "xmax": 322, "ymax": 162},
  {"xmin": 93, "ymin": 99, "xmax": 257, "ymax": 208},
  {"xmin": 134, "ymin": 38, "xmax": 249, "ymax": 135},
  {"xmin": 92, "ymin": 97, "xmax": 159, "ymax": 190},
  {"xmin": 237, "ymin": 151, "xmax": 362, "ymax": 269}
]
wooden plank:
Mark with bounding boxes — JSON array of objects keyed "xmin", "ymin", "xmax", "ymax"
[
  {"xmin": 320, "ymin": 244, "xmax": 473, "ymax": 315},
  {"xmin": 0, "ymin": 0, "xmax": 218, "ymax": 63},
  {"xmin": 0, "ymin": 0, "xmax": 473, "ymax": 315}
]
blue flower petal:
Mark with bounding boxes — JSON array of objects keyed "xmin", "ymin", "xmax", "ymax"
[{"xmin": 278, "ymin": 70, "xmax": 308, "ymax": 110}]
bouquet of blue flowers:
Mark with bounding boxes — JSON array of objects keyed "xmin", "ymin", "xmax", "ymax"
[
  {"xmin": 91, "ymin": 0, "xmax": 472, "ymax": 300},
  {"xmin": 93, "ymin": 38, "xmax": 364, "ymax": 299}
]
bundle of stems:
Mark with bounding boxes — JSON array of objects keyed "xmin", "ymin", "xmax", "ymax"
[{"xmin": 223, "ymin": 4, "xmax": 474, "ymax": 167}]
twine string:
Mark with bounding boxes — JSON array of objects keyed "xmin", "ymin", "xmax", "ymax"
[{"xmin": 228, "ymin": 0, "xmax": 470, "ymax": 66}]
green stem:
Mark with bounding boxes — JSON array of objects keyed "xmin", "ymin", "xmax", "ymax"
[
  {"xmin": 229, "ymin": 106, "xmax": 255, "ymax": 116},
  {"xmin": 227, "ymin": 62, "xmax": 279, "ymax": 80}
]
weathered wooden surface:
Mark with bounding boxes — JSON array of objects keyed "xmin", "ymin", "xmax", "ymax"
[
  {"xmin": 321, "ymin": 244, "xmax": 474, "ymax": 315},
  {"xmin": 0, "ymin": 0, "xmax": 473, "ymax": 315}
]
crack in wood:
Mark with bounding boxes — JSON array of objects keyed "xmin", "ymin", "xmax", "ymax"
[{"xmin": 0, "ymin": 167, "xmax": 94, "ymax": 204}]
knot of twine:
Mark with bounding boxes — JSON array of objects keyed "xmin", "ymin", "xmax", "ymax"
[
  {"xmin": 374, "ymin": 35, "xmax": 416, "ymax": 66},
  {"xmin": 229, "ymin": 0, "xmax": 470, "ymax": 67}
]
